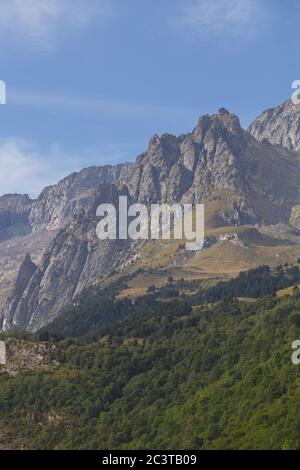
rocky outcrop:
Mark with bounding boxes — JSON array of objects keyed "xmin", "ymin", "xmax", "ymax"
[
  {"xmin": 119, "ymin": 109, "xmax": 249, "ymax": 204},
  {"xmin": 0, "ymin": 229, "xmax": 58, "ymax": 314},
  {"xmin": 0, "ymin": 254, "xmax": 37, "ymax": 330},
  {"xmin": 289, "ymin": 205, "xmax": 300, "ymax": 229},
  {"xmin": 29, "ymin": 164, "xmax": 128, "ymax": 231},
  {"xmin": 0, "ymin": 164, "xmax": 128, "ymax": 313},
  {"xmin": 0, "ymin": 165, "xmax": 127, "ymax": 238},
  {"xmin": 0, "ymin": 194, "xmax": 33, "ymax": 241},
  {"xmin": 120, "ymin": 108, "xmax": 300, "ymax": 224},
  {"xmin": 2, "ymin": 184, "xmax": 133, "ymax": 332},
  {"xmin": 248, "ymin": 99, "xmax": 300, "ymax": 151},
  {"xmin": 0, "ymin": 339, "xmax": 58, "ymax": 377}
]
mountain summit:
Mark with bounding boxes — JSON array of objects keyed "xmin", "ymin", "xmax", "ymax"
[{"xmin": 2, "ymin": 102, "xmax": 300, "ymax": 332}]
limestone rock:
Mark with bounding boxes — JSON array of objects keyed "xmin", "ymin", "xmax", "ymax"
[{"xmin": 248, "ymin": 99, "xmax": 300, "ymax": 151}]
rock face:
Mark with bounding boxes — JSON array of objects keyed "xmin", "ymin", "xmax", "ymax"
[
  {"xmin": 3, "ymin": 104, "xmax": 300, "ymax": 332},
  {"xmin": 0, "ymin": 164, "xmax": 127, "ymax": 238},
  {"xmin": 290, "ymin": 205, "xmax": 300, "ymax": 229},
  {"xmin": 1, "ymin": 254, "xmax": 37, "ymax": 330},
  {"xmin": 29, "ymin": 164, "xmax": 127, "ymax": 231},
  {"xmin": 0, "ymin": 339, "xmax": 57, "ymax": 377},
  {"xmin": 120, "ymin": 108, "xmax": 300, "ymax": 223},
  {"xmin": 1, "ymin": 185, "xmax": 133, "ymax": 332},
  {"xmin": 0, "ymin": 194, "xmax": 33, "ymax": 241},
  {"xmin": 0, "ymin": 340, "xmax": 5, "ymax": 365},
  {"xmin": 0, "ymin": 164, "xmax": 128, "ymax": 313},
  {"xmin": 248, "ymin": 100, "xmax": 300, "ymax": 151}
]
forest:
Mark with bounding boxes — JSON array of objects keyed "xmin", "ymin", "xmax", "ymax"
[{"xmin": 1, "ymin": 263, "xmax": 300, "ymax": 449}]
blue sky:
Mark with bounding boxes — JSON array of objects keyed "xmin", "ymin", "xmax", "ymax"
[{"xmin": 0, "ymin": 0, "xmax": 299, "ymax": 196}]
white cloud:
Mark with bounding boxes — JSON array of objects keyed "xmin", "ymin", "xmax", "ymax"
[
  {"xmin": 0, "ymin": 139, "xmax": 87, "ymax": 197},
  {"xmin": 179, "ymin": 0, "xmax": 265, "ymax": 39},
  {"xmin": 0, "ymin": 0, "xmax": 112, "ymax": 47},
  {"xmin": 0, "ymin": 138, "xmax": 136, "ymax": 198}
]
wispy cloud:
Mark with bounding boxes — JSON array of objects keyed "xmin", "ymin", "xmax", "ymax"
[
  {"xmin": 0, "ymin": 139, "xmax": 90, "ymax": 197},
  {"xmin": 0, "ymin": 138, "xmax": 136, "ymax": 198},
  {"xmin": 0, "ymin": 0, "xmax": 113, "ymax": 48},
  {"xmin": 9, "ymin": 89, "xmax": 195, "ymax": 121},
  {"xmin": 177, "ymin": 0, "xmax": 266, "ymax": 40}
]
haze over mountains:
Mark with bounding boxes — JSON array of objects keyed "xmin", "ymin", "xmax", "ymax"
[{"xmin": 1, "ymin": 99, "xmax": 300, "ymax": 332}]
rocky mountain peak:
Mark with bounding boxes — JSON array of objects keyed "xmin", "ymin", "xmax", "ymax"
[
  {"xmin": 193, "ymin": 109, "xmax": 243, "ymax": 143},
  {"xmin": 4, "ymin": 101, "xmax": 300, "ymax": 332},
  {"xmin": 248, "ymin": 99, "xmax": 300, "ymax": 151},
  {"xmin": 218, "ymin": 107, "xmax": 230, "ymax": 116}
]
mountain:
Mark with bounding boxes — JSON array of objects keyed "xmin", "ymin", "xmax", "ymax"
[
  {"xmin": 29, "ymin": 164, "xmax": 127, "ymax": 232},
  {"xmin": 2, "ymin": 103, "xmax": 300, "ymax": 332},
  {"xmin": 248, "ymin": 99, "xmax": 300, "ymax": 151},
  {"xmin": 1, "ymin": 184, "xmax": 134, "ymax": 332},
  {"xmin": 0, "ymin": 164, "xmax": 128, "ymax": 313},
  {"xmin": 119, "ymin": 107, "xmax": 300, "ymax": 223}
]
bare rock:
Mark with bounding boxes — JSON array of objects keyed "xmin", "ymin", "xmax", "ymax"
[{"xmin": 248, "ymin": 99, "xmax": 300, "ymax": 151}]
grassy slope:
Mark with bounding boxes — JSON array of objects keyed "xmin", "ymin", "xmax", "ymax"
[{"xmin": 112, "ymin": 196, "xmax": 300, "ymax": 298}]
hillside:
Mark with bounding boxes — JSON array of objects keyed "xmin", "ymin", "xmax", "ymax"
[{"xmin": 1, "ymin": 279, "xmax": 300, "ymax": 449}]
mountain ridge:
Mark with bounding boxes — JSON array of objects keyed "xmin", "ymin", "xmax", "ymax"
[{"xmin": 2, "ymin": 100, "xmax": 300, "ymax": 332}]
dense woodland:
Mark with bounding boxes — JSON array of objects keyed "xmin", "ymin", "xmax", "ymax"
[
  {"xmin": 40, "ymin": 263, "xmax": 300, "ymax": 340},
  {"xmin": 1, "ymin": 265, "xmax": 300, "ymax": 449},
  {"xmin": 190, "ymin": 264, "xmax": 300, "ymax": 305}
]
